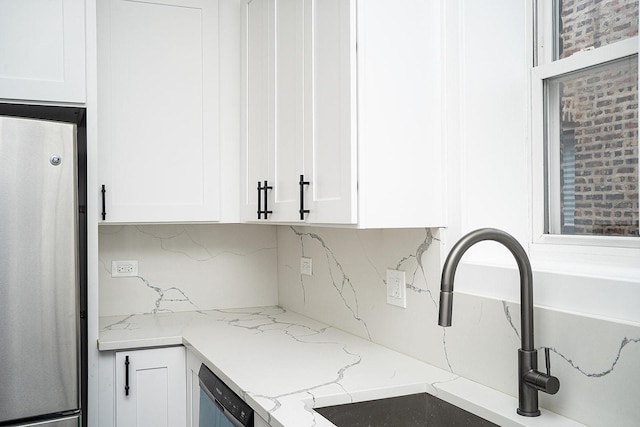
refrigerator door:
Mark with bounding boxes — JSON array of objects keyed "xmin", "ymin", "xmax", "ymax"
[
  {"xmin": 9, "ymin": 414, "xmax": 80, "ymax": 427},
  {"xmin": 0, "ymin": 116, "xmax": 79, "ymax": 422}
]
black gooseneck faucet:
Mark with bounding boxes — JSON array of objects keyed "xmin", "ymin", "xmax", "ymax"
[{"xmin": 438, "ymin": 228, "xmax": 560, "ymax": 416}]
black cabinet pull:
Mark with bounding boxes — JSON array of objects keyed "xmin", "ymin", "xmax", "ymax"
[
  {"xmin": 256, "ymin": 180, "xmax": 273, "ymax": 219},
  {"xmin": 262, "ymin": 180, "xmax": 273, "ymax": 218},
  {"xmin": 257, "ymin": 181, "xmax": 263, "ymax": 219},
  {"xmin": 299, "ymin": 174, "xmax": 310, "ymax": 220},
  {"xmin": 124, "ymin": 355, "xmax": 130, "ymax": 396},
  {"xmin": 101, "ymin": 185, "xmax": 106, "ymax": 220}
]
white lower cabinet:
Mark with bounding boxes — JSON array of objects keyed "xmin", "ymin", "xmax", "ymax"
[
  {"xmin": 115, "ymin": 347, "xmax": 186, "ymax": 427},
  {"xmin": 186, "ymin": 349, "xmax": 202, "ymax": 427}
]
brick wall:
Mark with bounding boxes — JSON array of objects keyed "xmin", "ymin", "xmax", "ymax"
[
  {"xmin": 559, "ymin": 0, "xmax": 639, "ymax": 58},
  {"xmin": 558, "ymin": 0, "xmax": 639, "ymax": 236}
]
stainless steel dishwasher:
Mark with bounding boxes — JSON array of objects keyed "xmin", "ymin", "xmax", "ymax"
[{"xmin": 198, "ymin": 364, "xmax": 254, "ymax": 427}]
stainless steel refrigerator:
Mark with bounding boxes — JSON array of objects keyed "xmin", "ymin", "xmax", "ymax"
[{"xmin": 0, "ymin": 110, "xmax": 85, "ymax": 427}]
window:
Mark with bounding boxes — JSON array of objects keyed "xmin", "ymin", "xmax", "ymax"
[{"xmin": 533, "ymin": 0, "xmax": 639, "ymax": 242}]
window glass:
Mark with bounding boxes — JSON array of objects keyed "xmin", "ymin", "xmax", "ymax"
[
  {"xmin": 555, "ymin": 0, "xmax": 639, "ymax": 60},
  {"xmin": 546, "ymin": 56, "xmax": 639, "ymax": 236}
]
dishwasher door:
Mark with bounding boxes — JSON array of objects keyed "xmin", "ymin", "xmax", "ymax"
[
  {"xmin": 199, "ymin": 389, "xmax": 237, "ymax": 427},
  {"xmin": 198, "ymin": 365, "xmax": 253, "ymax": 427}
]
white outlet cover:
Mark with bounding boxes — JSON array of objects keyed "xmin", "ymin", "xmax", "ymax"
[
  {"xmin": 386, "ymin": 269, "xmax": 406, "ymax": 308},
  {"xmin": 111, "ymin": 260, "xmax": 139, "ymax": 277},
  {"xmin": 300, "ymin": 257, "xmax": 313, "ymax": 276}
]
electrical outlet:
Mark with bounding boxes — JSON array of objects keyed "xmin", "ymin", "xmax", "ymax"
[
  {"xmin": 111, "ymin": 260, "xmax": 138, "ymax": 277},
  {"xmin": 386, "ymin": 269, "xmax": 406, "ymax": 308},
  {"xmin": 300, "ymin": 257, "xmax": 313, "ymax": 276}
]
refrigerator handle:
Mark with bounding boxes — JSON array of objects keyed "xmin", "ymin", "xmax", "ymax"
[
  {"xmin": 101, "ymin": 185, "xmax": 107, "ymax": 220},
  {"xmin": 125, "ymin": 355, "xmax": 130, "ymax": 396}
]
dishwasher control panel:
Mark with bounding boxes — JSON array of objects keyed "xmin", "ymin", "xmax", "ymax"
[{"xmin": 198, "ymin": 364, "xmax": 254, "ymax": 427}]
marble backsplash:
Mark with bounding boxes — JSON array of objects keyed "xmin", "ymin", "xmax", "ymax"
[
  {"xmin": 98, "ymin": 223, "xmax": 639, "ymax": 426},
  {"xmin": 98, "ymin": 224, "xmax": 278, "ymax": 316},
  {"xmin": 276, "ymin": 226, "xmax": 640, "ymax": 427}
]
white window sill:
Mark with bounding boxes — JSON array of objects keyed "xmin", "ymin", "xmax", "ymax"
[
  {"xmin": 530, "ymin": 239, "xmax": 640, "ymax": 282},
  {"xmin": 452, "ymin": 242, "xmax": 640, "ymax": 326}
]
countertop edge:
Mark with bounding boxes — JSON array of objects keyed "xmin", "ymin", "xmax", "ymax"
[{"xmin": 97, "ymin": 336, "xmax": 185, "ymax": 351}]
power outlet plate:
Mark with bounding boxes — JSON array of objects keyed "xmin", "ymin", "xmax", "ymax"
[
  {"xmin": 111, "ymin": 260, "xmax": 138, "ymax": 277},
  {"xmin": 300, "ymin": 257, "xmax": 313, "ymax": 276},
  {"xmin": 386, "ymin": 269, "xmax": 406, "ymax": 308}
]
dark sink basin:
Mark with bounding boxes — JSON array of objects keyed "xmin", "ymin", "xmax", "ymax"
[{"xmin": 314, "ymin": 392, "xmax": 498, "ymax": 427}]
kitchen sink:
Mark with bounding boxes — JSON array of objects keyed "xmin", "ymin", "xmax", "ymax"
[{"xmin": 314, "ymin": 392, "xmax": 498, "ymax": 427}]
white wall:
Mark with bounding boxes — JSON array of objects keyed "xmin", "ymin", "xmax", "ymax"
[{"xmin": 443, "ymin": 0, "xmax": 640, "ymax": 324}]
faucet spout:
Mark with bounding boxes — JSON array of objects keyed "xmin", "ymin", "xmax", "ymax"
[
  {"xmin": 437, "ymin": 228, "xmax": 559, "ymax": 417},
  {"xmin": 438, "ymin": 228, "xmax": 534, "ymax": 350}
]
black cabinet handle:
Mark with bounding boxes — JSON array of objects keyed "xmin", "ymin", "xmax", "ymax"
[
  {"xmin": 262, "ymin": 180, "xmax": 273, "ymax": 218},
  {"xmin": 257, "ymin": 180, "xmax": 273, "ymax": 219},
  {"xmin": 125, "ymin": 355, "xmax": 130, "ymax": 396},
  {"xmin": 299, "ymin": 174, "xmax": 310, "ymax": 220},
  {"xmin": 257, "ymin": 181, "xmax": 263, "ymax": 219},
  {"xmin": 101, "ymin": 185, "xmax": 106, "ymax": 220}
]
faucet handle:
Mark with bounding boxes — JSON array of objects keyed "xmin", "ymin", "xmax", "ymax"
[
  {"xmin": 523, "ymin": 347, "xmax": 560, "ymax": 395},
  {"xmin": 545, "ymin": 347, "xmax": 552, "ymax": 377}
]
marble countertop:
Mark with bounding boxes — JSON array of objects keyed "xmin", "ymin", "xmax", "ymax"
[{"xmin": 98, "ymin": 307, "xmax": 583, "ymax": 427}]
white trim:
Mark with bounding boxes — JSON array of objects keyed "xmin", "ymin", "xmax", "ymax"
[
  {"xmin": 525, "ymin": 0, "xmax": 535, "ymax": 247},
  {"xmin": 531, "ymin": 25, "xmax": 639, "ymax": 247},
  {"xmin": 530, "ymin": 240, "xmax": 640, "ymax": 284},
  {"xmin": 455, "ymin": 261, "xmax": 640, "ymax": 325},
  {"xmin": 531, "ymin": 65, "xmax": 546, "ymax": 242},
  {"xmin": 458, "ymin": 0, "xmax": 470, "ymax": 240},
  {"xmin": 535, "ymin": 233, "xmax": 640, "ymax": 249},
  {"xmin": 534, "ymin": 36, "xmax": 638, "ymax": 78},
  {"xmin": 85, "ymin": 1, "xmax": 100, "ymax": 426},
  {"xmin": 529, "ymin": 3, "xmax": 640, "ymax": 291},
  {"xmin": 535, "ymin": 0, "xmax": 555, "ymax": 66},
  {"xmin": 546, "ymin": 76, "xmax": 562, "ymax": 234}
]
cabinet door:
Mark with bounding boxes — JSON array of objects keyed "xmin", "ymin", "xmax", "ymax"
[
  {"xmin": 304, "ymin": 0, "xmax": 357, "ymax": 224},
  {"xmin": 98, "ymin": 0, "xmax": 220, "ymax": 223},
  {"xmin": 271, "ymin": 0, "xmax": 305, "ymax": 222},
  {"xmin": 241, "ymin": 0, "xmax": 274, "ymax": 221},
  {"xmin": 242, "ymin": 0, "xmax": 356, "ymax": 224},
  {"xmin": 115, "ymin": 347, "xmax": 186, "ymax": 427},
  {"xmin": 242, "ymin": 0, "xmax": 303, "ymax": 223},
  {"xmin": 0, "ymin": 0, "xmax": 85, "ymax": 103}
]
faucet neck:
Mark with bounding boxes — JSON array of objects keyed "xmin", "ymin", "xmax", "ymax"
[{"xmin": 439, "ymin": 228, "xmax": 535, "ymax": 351}]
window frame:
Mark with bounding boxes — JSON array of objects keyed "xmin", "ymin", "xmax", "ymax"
[{"xmin": 531, "ymin": 0, "xmax": 640, "ymax": 252}]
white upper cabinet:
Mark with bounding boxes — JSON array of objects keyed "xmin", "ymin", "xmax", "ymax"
[
  {"xmin": 305, "ymin": 0, "xmax": 357, "ymax": 224},
  {"xmin": 242, "ymin": 0, "xmax": 356, "ymax": 224},
  {"xmin": 0, "ymin": 0, "xmax": 86, "ymax": 103},
  {"xmin": 241, "ymin": 0, "xmax": 445, "ymax": 227},
  {"xmin": 242, "ymin": 0, "xmax": 277, "ymax": 221},
  {"xmin": 98, "ymin": 0, "xmax": 238, "ymax": 223}
]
